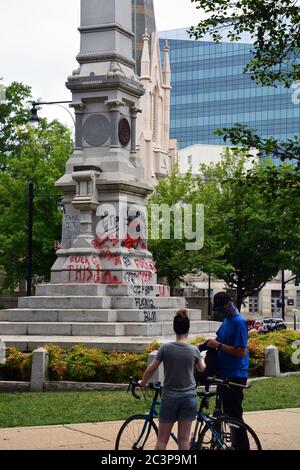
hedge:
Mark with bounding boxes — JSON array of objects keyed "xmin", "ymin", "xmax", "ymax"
[{"xmin": 0, "ymin": 332, "xmax": 299, "ymax": 382}]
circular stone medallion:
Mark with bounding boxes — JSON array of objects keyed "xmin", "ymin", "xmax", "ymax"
[
  {"xmin": 83, "ymin": 114, "xmax": 111, "ymax": 147},
  {"xmin": 119, "ymin": 118, "xmax": 131, "ymax": 147}
]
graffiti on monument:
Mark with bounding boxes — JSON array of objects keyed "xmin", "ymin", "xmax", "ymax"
[
  {"xmin": 135, "ymin": 297, "xmax": 156, "ymax": 310},
  {"xmin": 144, "ymin": 310, "xmax": 157, "ymax": 322},
  {"xmin": 65, "ymin": 256, "xmax": 102, "ymax": 283},
  {"xmin": 62, "ymin": 208, "xmax": 80, "ymax": 249}
]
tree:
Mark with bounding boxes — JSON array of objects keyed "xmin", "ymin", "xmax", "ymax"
[
  {"xmin": 0, "ymin": 82, "xmax": 32, "ymax": 171},
  {"xmin": 189, "ymin": 0, "xmax": 300, "ymax": 164},
  {"xmin": 148, "ymin": 169, "xmax": 227, "ymax": 290},
  {"xmin": 0, "ymin": 82, "xmax": 73, "ymax": 291},
  {"xmin": 196, "ymin": 148, "xmax": 300, "ymax": 309}
]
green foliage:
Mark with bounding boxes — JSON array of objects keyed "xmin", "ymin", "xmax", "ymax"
[
  {"xmin": 196, "ymin": 149, "xmax": 300, "ymax": 308},
  {"xmin": 0, "ymin": 82, "xmax": 32, "ymax": 170},
  {"xmin": 150, "ymin": 149, "xmax": 299, "ymax": 309},
  {"xmin": 2, "ymin": 331, "xmax": 299, "ymax": 382},
  {"xmin": 1, "ymin": 339, "xmax": 194, "ymax": 383},
  {"xmin": 0, "ymin": 82, "xmax": 73, "ymax": 290},
  {"xmin": 189, "ymin": 0, "xmax": 300, "ymax": 87},
  {"xmin": 0, "ymin": 376, "xmax": 299, "ymax": 428},
  {"xmin": 188, "ymin": 335, "xmax": 206, "ymax": 346},
  {"xmin": 248, "ymin": 330, "xmax": 300, "ymax": 376},
  {"xmin": 45, "ymin": 345, "xmax": 68, "ymax": 381},
  {"xmin": 2, "ymin": 348, "xmax": 32, "ymax": 380},
  {"xmin": 148, "ymin": 168, "xmax": 227, "ymax": 288},
  {"xmin": 248, "ymin": 333, "xmax": 265, "ymax": 376},
  {"xmin": 216, "ymin": 123, "xmax": 300, "ymax": 169}
]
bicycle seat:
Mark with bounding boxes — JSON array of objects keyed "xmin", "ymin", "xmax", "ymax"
[{"xmin": 197, "ymin": 391, "xmax": 216, "ymax": 399}]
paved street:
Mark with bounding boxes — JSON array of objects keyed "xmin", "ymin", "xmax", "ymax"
[{"xmin": 0, "ymin": 408, "xmax": 299, "ymax": 450}]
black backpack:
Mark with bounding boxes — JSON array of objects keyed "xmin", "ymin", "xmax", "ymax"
[{"xmin": 195, "ymin": 341, "xmax": 219, "ymax": 386}]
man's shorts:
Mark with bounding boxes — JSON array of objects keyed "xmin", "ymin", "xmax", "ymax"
[{"xmin": 159, "ymin": 395, "xmax": 198, "ymax": 423}]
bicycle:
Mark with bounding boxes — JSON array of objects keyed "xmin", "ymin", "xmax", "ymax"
[{"xmin": 115, "ymin": 376, "xmax": 262, "ymax": 450}]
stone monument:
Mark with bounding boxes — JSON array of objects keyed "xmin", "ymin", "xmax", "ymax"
[{"xmin": 0, "ymin": 0, "xmax": 219, "ymax": 351}]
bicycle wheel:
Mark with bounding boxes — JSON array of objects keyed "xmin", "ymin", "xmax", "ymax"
[
  {"xmin": 197, "ymin": 416, "xmax": 262, "ymax": 450},
  {"xmin": 115, "ymin": 414, "xmax": 158, "ymax": 450}
]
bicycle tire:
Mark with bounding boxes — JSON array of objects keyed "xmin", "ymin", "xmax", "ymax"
[
  {"xmin": 115, "ymin": 414, "xmax": 158, "ymax": 451},
  {"xmin": 196, "ymin": 416, "xmax": 262, "ymax": 450}
]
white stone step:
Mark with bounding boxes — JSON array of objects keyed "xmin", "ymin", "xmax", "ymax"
[
  {"xmin": 35, "ymin": 284, "xmax": 108, "ymax": 297},
  {"xmin": 18, "ymin": 296, "xmax": 184, "ymax": 310},
  {"xmin": 18, "ymin": 296, "xmax": 112, "ymax": 309},
  {"xmin": 0, "ymin": 308, "xmax": 201, "ymax": 323},
  {"xmin": 0, "ymin": 333, "xmax": 218, "ymax": 352},
  {"xmin": 0, "ymin": 309, "xmax": 117, "ymax": 323},
  {"xmin": 0, "ymin": 320, "xmax": 218, "ymax": 337},
  {"xmin": 116, "ymin": 309, "xmax": 202, "ymax": 322},
  {"xmin": 35, "ymin": 284, "xmax": 171, "ymax": 298},
  {"xmin": 111, "ymin": 296, "xmax": 185, "ymax": 310}
]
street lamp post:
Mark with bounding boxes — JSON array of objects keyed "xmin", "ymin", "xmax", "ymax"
[
  {"xmin": 281, "ymin": 270, "xmax": 285, "ymax": 321},
  {"xmin": 280, "ymin": 272, "xmax": 299, "ymax": 321},
  {"xmin": 29, "ymin": 101, "xmax": 74, "ymax": 129},
  {"xmin": 208, "ymin": 273, "xmax": 212, "ymax": 320},
  {"xmin": 25, "ymin": 100, "xmax": 73, "ymax": 297},
  {"xmin": 26, "ymin": 181, "xmax": 34, "ymax": 297}
]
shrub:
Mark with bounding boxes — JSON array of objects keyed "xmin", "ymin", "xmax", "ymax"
[
  {"xmin": 189, "ymin": 336, "xmax": 206, "ymax": 346},
  {"xmin": 248, "ymin": 334, "xmax": 265, "ymax": 376},
  {"xmin": 45, "ymin": 344, "xmax": 68, "ymax": 381},
  {"xmin": 65, "ymin": 345, "xmax": 108, "ymax": 382},
  {"xmin": 258, "ymin": 330, "xmax": 300, "ymax": 373},
  {"xmin": 3, "ymin": 348, "xmax": 32, "ymax": 380},
  {"xmin": 2, "ymin": 331, "xmax": 299, "ymax": 383}
]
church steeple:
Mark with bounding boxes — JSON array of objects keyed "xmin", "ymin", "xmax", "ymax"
[
  {"xmin": 163, "ymin": 40, "xmax": 171, "ymax": 87},
  {"xmin": 140, "ymin": 29, "xmax": 151, "ymax": 78}
]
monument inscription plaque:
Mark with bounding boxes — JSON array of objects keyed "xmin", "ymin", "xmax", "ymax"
[
  {"xmin": 119, "ymin": 118, "xmax": 131, "ymax": 147},
  {"xmin": 83, "ymin": 114, "xmax": 111, "ymax": 146}
]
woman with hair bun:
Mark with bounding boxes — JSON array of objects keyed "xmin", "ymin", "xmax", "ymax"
[{"xmin": 139, "ymin": 309, "xmax": 205, "ymax": 450}]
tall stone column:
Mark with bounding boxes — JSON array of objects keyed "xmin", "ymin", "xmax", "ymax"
[
  {"xmin": 106, "ymin": 100, "xmax": 124, "ymax": 148},
  {"xmin": 72, "ymin": 103, "xmax": 85, "ymax": 150},
  {"xmin": 52, "ymin": 0, "xmax": 157, "ymax": 286},
  {"xmin": 130, "ymin": 106, "xmax": 142, "ymax": 167}
]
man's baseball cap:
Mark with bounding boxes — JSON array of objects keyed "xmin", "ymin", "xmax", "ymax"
[{"xmin": 213, "ymin": 292, "xmax": 232, "ymax": 308}]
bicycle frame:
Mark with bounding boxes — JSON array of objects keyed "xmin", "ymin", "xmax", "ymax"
[
  {"xmin": 134, "ymin": 387, "xmax": 229, "ymax": 450},
  {"xmin": 127, "ymin": 377, "xmax": 250, "ymax": 451}
]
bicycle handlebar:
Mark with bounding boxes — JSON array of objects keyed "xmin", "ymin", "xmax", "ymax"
[
  {"xmin": 128, "ymin": 377, "xmax": 162, "ymax": 400},
  {"xmin": 207, "ymin": 376, "xmax": 251, "ymax": 389}
]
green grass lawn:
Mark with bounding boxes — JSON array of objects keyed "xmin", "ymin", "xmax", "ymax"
[{"xmin": 0, "ymin": 375, "xmax": 299, "ymax": 429}]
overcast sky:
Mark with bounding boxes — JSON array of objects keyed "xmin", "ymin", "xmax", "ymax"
[{"xmin": 0, "ymin": 0, "xmax": 201, "ymax": 127}]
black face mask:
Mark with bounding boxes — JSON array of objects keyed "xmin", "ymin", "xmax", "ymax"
[{"xmin": 213, "ymin": 303, "xmax": 237, "ymax": 320}]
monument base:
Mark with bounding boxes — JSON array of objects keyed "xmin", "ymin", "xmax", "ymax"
[{"xmin": 0, "ymin": 283, "xmax": 220, "ymax": 352}]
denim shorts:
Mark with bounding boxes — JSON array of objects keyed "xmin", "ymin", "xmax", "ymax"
[{"xmin": 159, "ymin": 395, "xmax": 198, "ymax": 423}]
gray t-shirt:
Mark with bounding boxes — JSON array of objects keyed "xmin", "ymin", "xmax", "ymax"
[{"xmin": 155, "ymin": 342, "xmax": 201, "ymax": 399}]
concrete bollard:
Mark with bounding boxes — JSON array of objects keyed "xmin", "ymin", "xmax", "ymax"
[
  {"xmin": 30, "ymin": 347, "xmax": 49, "ymax": 392},
  {"xmin": 264, "ymin": 345, "xmax": 280, "ymax": 377},
  {"xmin": 0, "ymin": 340, "xmax": 6, "ymax": 365},
  {"xmin": 148, "ymin": 350, "xmax": 164, "ymax": 384}
]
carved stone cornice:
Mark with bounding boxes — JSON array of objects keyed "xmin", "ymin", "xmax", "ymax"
[{"xmin": 78, "ymin": 22, "xmax": 134, "ymax": 39}]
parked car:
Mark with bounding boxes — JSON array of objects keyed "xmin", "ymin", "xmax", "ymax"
[
  {"xmin": 262, "ymin": 317, "xmax": 287, "ymax": 332},
  {"xmin": 273, "ymin": 318, "xmax": 287, "ymax": 331},
  {"xmin": 262, "ymin": 318, "xmax": 277, "ymax": 332}
]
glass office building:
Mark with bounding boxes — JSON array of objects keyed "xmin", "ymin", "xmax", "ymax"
[
  {"xmin": 132, "ymin": 0, "xmax": 156, "ymax": 76},
  {"xmin": 159, "ymin": 28, "xmax": 300, "ymax": 150}
]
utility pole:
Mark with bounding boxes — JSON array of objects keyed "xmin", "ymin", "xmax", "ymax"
[
  {"xmin": 281, "ymin": 270, "xmax": 285, "ymax": 321},
  {"xmin": 26, "ymin": 181, "xmax": 34, "ymax": 297},
  {"xmin": 208, "ymin": 273, "xmax": 212, "ymax": 320}
]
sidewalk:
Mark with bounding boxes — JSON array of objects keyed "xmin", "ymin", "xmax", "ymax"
[{"xmin": 0, "ymin": 408, "xmax": 299, "ymax": 450}]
